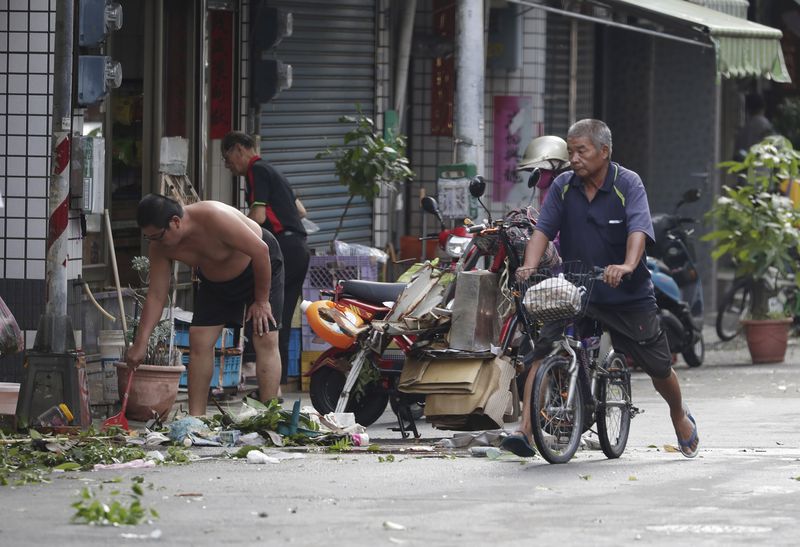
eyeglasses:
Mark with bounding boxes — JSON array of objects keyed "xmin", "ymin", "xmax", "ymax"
[{"xmin": 143, "ymin": 227, "xmax": 168, "ymax": 242}]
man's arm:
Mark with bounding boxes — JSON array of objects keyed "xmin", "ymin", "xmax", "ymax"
[
  {"xmin": 604, "ymin": 231, "xmax": 646, "ymax": 288},
  {"xmin": 126, "ymin": 253, "xmax": 171, "ymax": 369},
  {"xmin": 518, "ymin": 230, "xmax": 551, "ymax": 278},
  {"xmin": 294, "ymin": 198, "xmax": 307, "ymax": 218},
  {"xmin": 214, "ymin": 209, "xmax": 274, "ymax": 334},
  {"xmin": 248, "ymin": 204, "xmax": 267, "ymax": 225}
]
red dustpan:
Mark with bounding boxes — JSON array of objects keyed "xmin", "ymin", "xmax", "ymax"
[
  {"xmin": 103, "ymin": 369, "xmax": 133, "ymax": 431},
  {"xmin": 101, "ymin": 209, "xmax": 132, "ymax": 431}
]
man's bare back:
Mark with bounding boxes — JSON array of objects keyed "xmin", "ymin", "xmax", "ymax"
[{"xmin": 153, "ymin": 201, "xmax": 264, "ymax": 282}]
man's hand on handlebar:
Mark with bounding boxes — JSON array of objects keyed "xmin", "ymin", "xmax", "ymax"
[{"xmin": 602, "ymin": 264, "xmax": 633, "ymax": 288}]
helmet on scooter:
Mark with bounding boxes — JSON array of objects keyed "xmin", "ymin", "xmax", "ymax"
[{"xmin": 517, "ymin": 135, "xmax": 569, "ymax": 171}]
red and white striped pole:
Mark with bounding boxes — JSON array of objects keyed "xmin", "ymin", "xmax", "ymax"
[{"xmin": 36, "ymin": 0, "xmax": 74, "ymax": 352}]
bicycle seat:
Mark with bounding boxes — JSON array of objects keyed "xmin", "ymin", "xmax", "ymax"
[{"xmin": 340, "ymin": 279, "xmax": 406, "ymax": 304}]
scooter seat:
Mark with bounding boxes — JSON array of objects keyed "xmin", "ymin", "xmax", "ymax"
[{"xmin": 340, "ymin": 279, "xmax": 406, "ymax": 305}]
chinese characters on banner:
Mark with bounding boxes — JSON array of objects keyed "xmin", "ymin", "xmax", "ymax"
[
  {"xmin": 431, "ymin": 0, "xmax": 455, "ymax": 136},
  {"xmin": 492, "ymin": 96, "xmax": 533, "ymax": 203}
]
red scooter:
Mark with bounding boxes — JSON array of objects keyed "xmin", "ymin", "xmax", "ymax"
[{"xmin": 304, "ymin": 197, "xmax": 472, "ymax": 437}]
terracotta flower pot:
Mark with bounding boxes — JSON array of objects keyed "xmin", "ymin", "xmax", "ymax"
[
  {"xmin": 114, "ymin": 363, "xmax": 185, "ymax": 422},
  {"xmin": 741, "ymin": 318, "xmax": 793, "ymax": 364}
]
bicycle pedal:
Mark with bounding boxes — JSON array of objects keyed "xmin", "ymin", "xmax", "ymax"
[{"xmin": 629, "ymin": 405, "xmax": 643, "ymax": 418}]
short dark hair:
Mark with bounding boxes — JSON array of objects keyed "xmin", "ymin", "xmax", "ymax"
[
  {"xmin": 221, "ymin": 131, "xmax": 256, "ymax": 154},
  {"xmin": 137, "ymin": 193, "xmax": 184, "ymax": 229}
]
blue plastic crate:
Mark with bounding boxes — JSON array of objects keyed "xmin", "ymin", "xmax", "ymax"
[
  {"xmin": 179, "ymin": 352, "xmax": 242, "ymax": 388},
  {"xmin": 174, "ymin": 325, "xmax": 234, "ymax": 349},
  {"xmin": 287, "ymin": 328, "xmax": 301, "ymax": 377}
]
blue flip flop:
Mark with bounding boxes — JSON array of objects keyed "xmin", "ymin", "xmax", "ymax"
[
  {"xmin": 677, "ymin": 411, "xmax": 699, "ymax": 459},
  {"xmin": 500, "ymin": 433, "xmax": 536, "ymax": 457}
]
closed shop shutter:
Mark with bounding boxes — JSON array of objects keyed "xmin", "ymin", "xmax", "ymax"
[
  {"xmin": 256, "ymin": 0, "xmax": 376, "ymax": 251},
  {"xmin": 544, "ymin": 14, "xmax": 595, "ymax": 136}
]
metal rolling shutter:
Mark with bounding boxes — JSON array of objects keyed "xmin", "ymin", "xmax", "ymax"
[
  {"xmin": 256, "ymin": 0, "xmax": 376, "ymax": 251},
  {"xmin": 544, "ymin": 14, "xmax": 595, "ymax": 136}
]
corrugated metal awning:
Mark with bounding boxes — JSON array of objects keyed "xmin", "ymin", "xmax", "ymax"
[
  {"xmin": 688, "ymin": 0, "xmax": 749, "ymax": 19},
  {"xmin": 597, "ymin": 0, "xmax": 790, "ymax": 81}
]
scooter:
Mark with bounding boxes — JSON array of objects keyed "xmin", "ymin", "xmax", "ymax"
[
  {"xmin": 647, "ymin": 189, "xmax": 705, "ymax": 367},
  {"xmin": 303, "ymin": 197, "xmax": 472, "ymax": 437}
]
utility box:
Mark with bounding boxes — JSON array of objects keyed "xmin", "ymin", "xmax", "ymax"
[{"xmin": 448, "ymin": 270, "xmax": 499, "ymax": 352}]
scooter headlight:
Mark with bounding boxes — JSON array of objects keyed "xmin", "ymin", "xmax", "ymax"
[{"xmin": 445, "ymin": 235, "xmax": 472, "ymax": 258}]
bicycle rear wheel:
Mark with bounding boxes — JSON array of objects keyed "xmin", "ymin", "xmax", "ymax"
[
  {"xmin": 531, "ymin": 355, "xmax": 584, "ymax": 464},
  {"xmin": 716, "ymin": 278, "xmax": 752, "ymax": 341},
  {"xmin": 596, "ymin": 353, "xmax": 632, "ymax": 459}
]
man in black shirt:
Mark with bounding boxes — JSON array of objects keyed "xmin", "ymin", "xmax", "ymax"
[{"xmin": 222, "ymin": 131, "xmax": 311, "ymax": 393}]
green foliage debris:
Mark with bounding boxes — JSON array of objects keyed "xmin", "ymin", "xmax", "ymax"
[{"xmin": 71, "ymin": 476, "xmax": 159, "ymax": 526}]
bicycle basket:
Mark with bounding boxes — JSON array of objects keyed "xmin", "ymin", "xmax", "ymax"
[{"xmin": 517, "ymin": 262, "xmax": 596, "ymax": 322}]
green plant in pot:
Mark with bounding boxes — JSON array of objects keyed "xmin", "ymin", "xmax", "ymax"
[
  {"xmin": 316, "ymin": 106, "xmax": 415, "ymax": 246},
  {"xmin": 114, "ymin": 256, "xmax": 185, "ymax": 422},
  {"xmin": 704, "ymin": 135, "xmax": 800, "ymax": 362}
]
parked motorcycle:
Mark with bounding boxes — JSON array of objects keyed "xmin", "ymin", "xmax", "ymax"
[
  {"xmin": 304, "ymin": 196, "xmax": 471, "ymax": 437},
  {"xmin": 647, "ymin": 189, "xmax": 705, "ymax": 367}
]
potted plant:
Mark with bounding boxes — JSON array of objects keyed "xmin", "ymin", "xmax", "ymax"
[
  {"xmin": 316, "ymin": 106, "xmax": 415, "ymax": 245},
  {"xmin": 704, "ymin": 135, "xmax": 800, "ymax": 363},
  {"xmin": 114, "ymin": 256, "xmax": 185, "ymax": 422}
]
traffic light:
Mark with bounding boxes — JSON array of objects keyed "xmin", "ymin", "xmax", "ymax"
[
  {"xmin": 76, "ymin": 0, "xmax": 123, "ymax": 106},
  {"xmin": 250, "ymin": 5, "xmax": 293, "ymax": 103}
]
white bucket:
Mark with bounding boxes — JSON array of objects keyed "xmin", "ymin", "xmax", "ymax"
[
  {"xmin": 98, "ymin": 329, "xmax": 126, "ymax": 361},
  {"xmin": 0, "ymin": 382, "xmax": 20, "ymax": 415}
]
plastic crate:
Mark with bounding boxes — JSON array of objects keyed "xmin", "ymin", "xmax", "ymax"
[
  {"xmin": 301, "ymin": 255, "xmax": 378, "ymax": 302},
  {"xmin": 174, "ymin": 325, "xmax": 234, "ymax": 349},
  {"xmin": 179, "ymin": 353, "xmax": 242, "ymax": 388},
  {"xmin": 287, "ymin": 328, "xmax": 301, "ymax": 377}
]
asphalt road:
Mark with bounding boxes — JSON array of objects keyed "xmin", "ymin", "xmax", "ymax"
[{"xmin": 1, "ymin": 331, "xmax": 799, "ymax": 546}]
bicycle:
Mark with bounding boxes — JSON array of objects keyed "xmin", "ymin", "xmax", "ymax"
[
  {"xmin": 516, "ymin": 263, "xmax": 640, "ymax": 464},
  {"xmin": 716, "ymin": 273, "xmax": 800, "ymax": 341}
]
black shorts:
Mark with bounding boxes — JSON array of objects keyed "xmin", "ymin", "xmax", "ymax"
[
  {"xmin": 192, "ymin": 229, "xmax": 285, "ymax": 330},
  {"xmin": 530, "ymin": 304, "xmax": 672, "ymax": 379}
]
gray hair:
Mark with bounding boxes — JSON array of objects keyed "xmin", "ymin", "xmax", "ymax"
[{"xmin": 567, "ymin": 119, "xmax": 612, "ymax": 158}]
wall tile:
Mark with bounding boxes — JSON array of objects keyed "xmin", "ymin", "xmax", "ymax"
[
  {"xmin": 29, "ymin": 52, "xmax": 48, "ymax": 73},
  {"xmin": 7, "ymin": 156, "xmax": 25, "ymax": 176},
  {"xmin": 27, "ymin": 218, "xmax": 47, "ymax": 238},
  {"xmin": 6, "ymin": 219, "xmax": 25, "ymax": 238},
  {"xmin": 5, "ymin": 197, "xmax": 25, "ymax": 216},
  {"xmin": 27, "ymin": 178, "xmax": 47, "ymax": 197},
  {"xmin": 5, "ymin": 259, "xmax": 24, "ymax": 279},
  {"xmin": 29, "ymin": 32, "xmax": 48, "ymax": 53},
  {"xmin": 5, "ymin": 177, "xmax": 26, "ymax": 197},
  {"xmin": 6, "ymin": 238, "xmax": 24, "ymax": 258},
  {"xmin": 29, "ymin": 115, "xmax": 48, "ymax": 135},
  {"xmin": 8, "ymin": 135, "xmax": 26, "ymax": 155},
  {"xmin": 28, "ymin": 94, "xmax": 47, "ymax": 113},
  {"xmin": 28, "ymin": 197, "xmax": 47, "ymax": 218},
  {"xmin": 0, "ymin": 53, "xmax": 7, "ymax": 73},
  {"xmin": 0, "ymin": 12, "xmax": 7, "ymax": 32},
  {"xmin": 8, "ymin": 94, "xmax": 26, "ymax": 114},
  {"xmin": 29, "ymin": 74, "xmax": 47, "ymax": 92},
  {"xmin": 8, "ymin": 52, "xmax": 27, "ymax": 72},
  {"xmin": 27, "ymin": 238, "xmax": 45, "ymax": 260},
  {"xmin": 7, "ymin": 114, "xmax": 25, "ymax": 134},
  {"xmin": 27, "ymin": 260, "xmax": 44, "ymax": 281},
  {"xmin": 30, "ymin": 12, "xmax": 49, "ymax": 32},
  {"xmin": 27, "ymin": 156, "xmax": 47, "ymax": 176}
]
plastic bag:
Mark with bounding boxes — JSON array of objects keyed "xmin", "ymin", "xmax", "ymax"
[
  {"xmin": 523, "ymin": 274, "xmax": 583, "ymax": 319},
  {"xmin": 0, "ymin": 296, "xmax": 24, "ymax": 357},
  {"xmin": 333, "ymin": 240, "xmax": 389, "ymax": 264}
]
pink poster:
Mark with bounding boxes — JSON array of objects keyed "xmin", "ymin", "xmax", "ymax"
[{"xmin": 492, "ymin": 96, "xmax": 534, "ymax": 203}]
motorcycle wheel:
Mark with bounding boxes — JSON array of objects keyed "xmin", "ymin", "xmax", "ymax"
[
  {"xmin": 309, "ymin": 365, "xmax": 389, "ymax": 427},
  {"xmin": 682, "ymin": 330, "xmax": 705, "ymax": 367},
  {"xmin": 716, "ymin": 279, "xmax": 752, "ymax": 341}
]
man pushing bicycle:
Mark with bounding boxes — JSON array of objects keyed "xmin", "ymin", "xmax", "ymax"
[{"xmin": 505, "ymin": 119, "xmax": 699, "ymax": 459}]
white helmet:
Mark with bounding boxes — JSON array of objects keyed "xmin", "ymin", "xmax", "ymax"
[{"xmin": 517, "ymin": 135, "xmax": 569, "ymax": 171}]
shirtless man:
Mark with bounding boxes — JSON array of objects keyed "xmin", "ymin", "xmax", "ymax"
[{"xmin": 126, "ymin": 194, "xmax": 284, "ymax": 415}]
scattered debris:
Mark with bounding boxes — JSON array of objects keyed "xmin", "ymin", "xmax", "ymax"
[
  {"xmin": 71, "ymin": 476, "xmax": 159, "ymax": 526},
  {"xmin": 383, "ymin": 521, "xmax": 406, "ymax": 531},
  {"xmin": 378, "ymin": 455, "xmax": 396, "ymax": 463},
  {"xmin": 246, "ymin": 450, "xmax": 280, "ymax": 464},
  {"xmin": 578, "ymin": 474, "xmax": 591, "ymax": 481},
  {"xmin": 629, "ymin": 476, "xmax": 638, "ymax": 481}
]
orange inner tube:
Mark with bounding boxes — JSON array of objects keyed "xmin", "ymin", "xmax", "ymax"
[{"xmin": 305, "ymin": 300, "xmax": 365, "ymax": 349}]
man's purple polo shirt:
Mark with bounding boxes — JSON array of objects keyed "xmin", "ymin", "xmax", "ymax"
[{"xmin": 535, "ymin": 161, "xmax": 657, "ymax": 310}]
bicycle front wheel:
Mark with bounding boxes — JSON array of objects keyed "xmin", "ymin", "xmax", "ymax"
[
  {"xmin": 596, "ymin": 353, "xmax": 632, "ymax": 459},
  {"xmin": 531, "ymin": 355, "xmax": 584, "ymax": 464},
  {"xmin": 716, "ymin": 279, "xmax": 752, "ymax": 341}
]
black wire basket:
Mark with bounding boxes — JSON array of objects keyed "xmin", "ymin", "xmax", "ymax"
[{"xmin": 515, "ymin": 261, "xmax": 597, "ymax": 323}]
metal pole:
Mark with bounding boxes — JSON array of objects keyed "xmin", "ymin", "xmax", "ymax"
[
  {"xmin": 36, "ymin": 0, "xmax": 75, "ymax": 353},
  {"xmin": 454, "ymin": 0, "xmax": 485, "ymax": 176}
]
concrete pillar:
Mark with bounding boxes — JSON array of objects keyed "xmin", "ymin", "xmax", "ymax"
[{"xmin": 454, "ymin": 0, "xmax": 485, "ymax": 175}]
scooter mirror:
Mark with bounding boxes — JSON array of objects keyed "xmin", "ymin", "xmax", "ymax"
[
  {"xmin": 421, "ymin": 196, "xmax": 439, "ymax": 215},
  {"xmin": 527, "ymin": 168, "xmax": 541, "ymax": 189},
  {"xmin": 682, "ymin": 189, "xmax": 701, "ymax": 203},
  {"xmin": 469, "ymin": 175, "xmax": 486, "ymax": 198}
]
